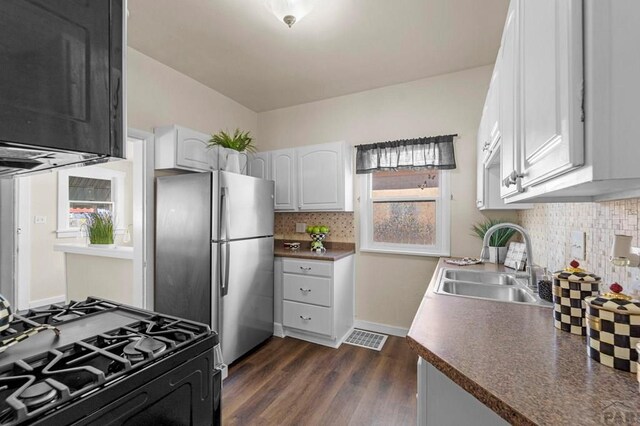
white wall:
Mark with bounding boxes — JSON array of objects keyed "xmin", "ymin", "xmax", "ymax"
[
  {"xmin": 258, "ymin": 65, "xmax": 518, "ymax": 328},
  {"xmin": 127, "ymin": 48, "xmax": 258, "ymax": 138}
]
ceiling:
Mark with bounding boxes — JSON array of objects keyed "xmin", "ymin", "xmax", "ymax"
[{"xmin": 127, "ymin": 0, "xmax": 509, "ymax": 112}]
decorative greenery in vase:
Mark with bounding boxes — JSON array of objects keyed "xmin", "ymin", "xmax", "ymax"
[
  {"xmin": 208, "ymin": 128, "xmax": 256, "ymax": 153},
  {"xmin": 470, "ymin": 218, "xmax": 517, "ymax": 247},
  {"xmin": 85, "ymin": 212, "xmax": 115, "ymax": 245}
]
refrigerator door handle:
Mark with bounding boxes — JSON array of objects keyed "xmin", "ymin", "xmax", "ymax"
[
  {"xmin": 221, "ymin": 242, "xmax": 230, "ymax": 297},
  {"xmin": 220, "ymin": 186, "xmax": 231, "ymax": 241}
]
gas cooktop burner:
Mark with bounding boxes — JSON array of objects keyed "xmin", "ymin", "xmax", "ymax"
[
  {"xmin": 123, "ymin": 337, "xmax": 167, "ymax": 362},
  {"xmin": 0, "ymin": 297, "xmax": 214, "ymax": 426},
  {"xmin": 20, "ymin": 382, "xmax": 57, "ymax": 409}
]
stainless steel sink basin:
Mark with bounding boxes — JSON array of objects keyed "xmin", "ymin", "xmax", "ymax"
[
  {"xmin": 440, "ymin": 281, "xmax": 537, "ymax": 303},
  {"xmin": 443, "ymin": 270, "xmax": 517, "ymax": 285},
  {"xmin": 434, "ymin": 268, "xmax": 552, "ymax": 308}
]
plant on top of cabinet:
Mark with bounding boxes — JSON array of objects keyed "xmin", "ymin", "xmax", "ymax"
[{"xmin": 208, "ymin": 129, "xmax": 256, "ymax": 153}]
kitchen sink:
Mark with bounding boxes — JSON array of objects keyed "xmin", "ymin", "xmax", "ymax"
[
  {"xmin": 434, "ymin": 268, "xmax": 552, "ymax": 307},
  {"xmin": 443, "ymin": 270, "xmax": 518, "ymax": 285},
  {"xmin": 440, "ymin": 281, "xmax": 537, "ymax": 303}
]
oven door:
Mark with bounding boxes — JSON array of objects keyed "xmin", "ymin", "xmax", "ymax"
[{"xmin": 73, "ymin": 350, "xmax": 222, "ymax": 425}]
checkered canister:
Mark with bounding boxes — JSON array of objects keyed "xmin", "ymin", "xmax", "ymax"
[
  {"xmin": 553, "ymin": 271, "xmax": 601, "ymax": 335},
  {"xmin": 0, "ymin": 293, "xmax": 13, "ymax": 333},
  {"xmin": 585, "ymin": 296, "xmax": 640, "ymax": 373}
]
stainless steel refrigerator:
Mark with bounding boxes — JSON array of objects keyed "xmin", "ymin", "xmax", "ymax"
[{"xmin": 155, "ymin": 171, "xmax": 274, "ymax": 365}]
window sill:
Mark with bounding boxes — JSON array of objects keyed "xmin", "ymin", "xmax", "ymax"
[
  {"xmin": 53, "ymin": 243, "xmax": 134, "ymax": 260},
  {"xmin": 359, "ymin": 246, "xmax": 450, "ymax": 258},
  {"xmin": 56, "ymin": 228, "xmax": 126, "ymax": 238}
]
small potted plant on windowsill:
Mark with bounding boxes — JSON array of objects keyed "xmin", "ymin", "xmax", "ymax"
[
  {"xmin": 471, "ymin": 218, "xmax": 517, "ymax": 264},
  {"xmin": 208, "ymin": 128, "xmax": 256, "ymax": 173},
  {"xmin": 85, "ymin": 211, "xmax": 115, "ymax": 248}
]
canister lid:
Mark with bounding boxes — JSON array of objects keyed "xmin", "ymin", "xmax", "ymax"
[
  {"xmin": 585, "ymin": 296, "xmax": 640, "ymax": 314},
  {"xmin": 553, "ymin": 271, "xmax": 601, "ymax": 282}
]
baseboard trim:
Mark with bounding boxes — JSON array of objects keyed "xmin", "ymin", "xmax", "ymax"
[
  {"xmin": 353, "ymin": 320, "xmax": 409, "ymax": 337},
  {"xmin": 273, "ymin": 322, "xmax": 285, "ymax": 338},
  {"xmin": 29, "ymin": 295, "xmax": 66, "ymax": 309}
]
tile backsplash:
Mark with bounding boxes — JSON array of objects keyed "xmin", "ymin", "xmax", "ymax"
[
  {"xmin": 275, "ymin": 212, "xmax": 355, "ymax": 243},
  {"xmin": 518, "ymin": 198, "xmax": 639, "ymax": 287}
]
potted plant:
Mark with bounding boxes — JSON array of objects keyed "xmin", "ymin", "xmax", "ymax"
[
  {"xmin": 208, "ymin": 129, "xmax": 256, "ymax": 173},
  {"xmin": 471, "ymin": 218, "xmax": 517, "ymax": 264},
  {"xmin": 85, "ymin": 211, "xmax": 115, "ymax": 247}
]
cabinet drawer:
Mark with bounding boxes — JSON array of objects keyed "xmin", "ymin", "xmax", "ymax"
[
  {"xmin": 282, "ymin": 259, "xmax": 333, "ymax": 277},
  {"xmin": 283, "ymin": 301, "xmax": 332, "ymax": 336},
  {"xmin": 283, "ymin": 274, "xmax": 332, "ymax": 307}
]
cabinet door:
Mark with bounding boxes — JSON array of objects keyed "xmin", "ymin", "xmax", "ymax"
[
  {"xmin": 519, "ymin": 0, "xmax": 584, "ymax": 189},
  {"xmin": 297, "ymin": 142, "xmax": 344, "ymax": 211},
  {"xmin": 485, "ymin": 68, "xmax": 501, "ymax": 161},
  {"xmin": 476, "ymin": 110, "xmax": 488, "ymax": 209},
  {"xmin": 176, "ymin": 127, "xmax": 214, "ymax": 171},
  {"xmin": 0, "ymin": 0, "xmax": 123, "ymax": 157},
  {"xmin": 499, "ymin": 0, "xmax": 523, "ymax": 198},
  {"xmin": 248, "ymin": 152, "xmax": 271, "ymax": 180},
  {"xmin": 271, "ymin": 149, "xmax": 296, "ymax": 210}
]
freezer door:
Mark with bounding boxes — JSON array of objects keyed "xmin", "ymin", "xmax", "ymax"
[
  {"xmin": 216, "ymin": 171, "xmax": 274, "ymax": 242},
  {"xmin": 155, "ymin": 173, "xmax": 214, "ymax": 326},
  {"xmin": 219, "ymin": 236, "xmax": 274, "ymax": 364}
]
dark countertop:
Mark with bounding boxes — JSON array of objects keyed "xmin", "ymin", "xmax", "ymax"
[
  {"xmin": 274, "ymin": 240, "xmax": 355, "ymax": 262},
  {"xmin": 406, "ymin": 258, "xmax": 640, "ymax": 425}
]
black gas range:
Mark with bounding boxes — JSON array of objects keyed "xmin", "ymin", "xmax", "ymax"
[{"xmin": 0, "ymin": 297, "xmax": 221, "ymax": 425}]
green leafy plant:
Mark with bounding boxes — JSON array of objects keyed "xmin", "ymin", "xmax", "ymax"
[
  {"xmin": 85, "ymin": 212, "xmax": 114, "ymax": 245},
  {"xmin": 470, "ymin": 218, "xmax": 517, "ymax": 247},
  {"xmin": 209, "ymin": 129, "xmax": 256, "ymax": 153}
]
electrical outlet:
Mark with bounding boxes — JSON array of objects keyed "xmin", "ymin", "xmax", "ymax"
[
  {"xmin": 570, "ymin": 230, "xmax": 585, "ymax": 260},
  {"xmin": 295, "ymin": 223, "xmax": 307, "ymax": 233},
  {"xmin": 34, "ymin": 215, "xmax": 46, "ymax": 224}
]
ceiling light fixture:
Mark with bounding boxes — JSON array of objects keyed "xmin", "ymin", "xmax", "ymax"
[{"xmin": 264, "ymin": 0, "xmax": 317, "ymax": 28}]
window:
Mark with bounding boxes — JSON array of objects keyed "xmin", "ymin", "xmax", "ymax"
[
  {"xmin": 360, "ymin": 169, "xmax": 450, "ymax": 256},
  {"xmin": 57, "ymin": 166, "xmax": 125, "ymax": 237}
]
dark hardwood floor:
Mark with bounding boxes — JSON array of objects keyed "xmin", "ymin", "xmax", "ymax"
[{"xmin": 222, "ymin": 335, "xmax": 417, "ymax": 425}]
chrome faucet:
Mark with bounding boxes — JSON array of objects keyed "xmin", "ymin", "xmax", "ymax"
[{"xmin": 480, "ymin": 223, "xmax": 537, "ymax": 290}]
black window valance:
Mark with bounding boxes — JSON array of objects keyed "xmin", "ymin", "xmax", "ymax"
[{"xmin": 355, "ymin": 134, "xmax": 457, "ymax": 174}]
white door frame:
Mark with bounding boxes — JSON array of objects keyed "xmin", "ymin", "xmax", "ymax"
[
  {"xmin": 128, "ymin": 128, "xmax": 155, "ymax": 310},
  {"xmin": 14, "ymin": 128, "xmax": 155, "ymax": 310}
]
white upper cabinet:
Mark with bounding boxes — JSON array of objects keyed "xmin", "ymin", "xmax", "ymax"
[
  {"xmin": 247, "ymin": 152, "xmax": 271, "ymax": 180},
  {"xmin": 479, "ymin": 0, "xmax": 640, "ymax": 203},
  {"xmin": 155, "ymin": 125, "xmax": 218, "ymax": 172},
  {"xmin": 499, "ymin": 1, "xmax": 522, "ymax": 199},
  {"xmin": 271, "ymin": 148, "xmax": 297, "ymax": 211},
  {"xmin": 518, "ymin": 0, "xmax": 584, "ymax": 190},
  {"xmin": 297, "ymin": 141, "xmax": 353, "ymax": 211}
]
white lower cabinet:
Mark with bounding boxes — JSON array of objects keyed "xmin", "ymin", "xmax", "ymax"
[
  {"xmin": 276, "ymin": 256, "xmax": 354, "ymax": 348},
  {"xmin": 417, "ymin": 358, "xmax": 508, "ymax": 426}
]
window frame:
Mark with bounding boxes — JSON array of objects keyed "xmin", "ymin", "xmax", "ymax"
[
  {"xmin": 359, "ymin": 170, "xmax": 451, "ymax": 257},
  {"xmin": 57, "ymin": 166, "xmax": 126, "ymax": 238}
]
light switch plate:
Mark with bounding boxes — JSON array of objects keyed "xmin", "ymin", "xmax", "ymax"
[
  {"xmin": 295, "ymin": 222, "xmax": 307, "ymax": 233},
  {"xmin": 34, "ymin": 215, "xmax": 46, "ymax": 224},
  {"xmin": 570, "ymin": 230, "xmax": 585, "ymax": 260}
]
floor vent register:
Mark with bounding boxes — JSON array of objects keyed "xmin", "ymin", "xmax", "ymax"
[{"xmin": 344, "ymin": 329, "xmax": 388, "ymax": 351}]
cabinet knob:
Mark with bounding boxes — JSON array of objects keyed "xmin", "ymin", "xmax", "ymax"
[
  {"xmin": 299, "ymin": 266, "xmax": 312, "ymax": 271},
  {"xmin": 299, "ymin": 288, "xmax": 311, "ymax": 294},
  {"xmin": 503, "ymin": 170, "xmax": 524, "ymax": 188},
  {"xmin": 300, "ymin": 315, "xmax": 311, "ymax": 321}
]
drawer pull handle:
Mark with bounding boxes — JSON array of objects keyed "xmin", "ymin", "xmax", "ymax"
[
  {"xmin": 300, "ymin": 315, "xmax": 311, "ymax": 321},
  {"xmin": 299, "ymin": 266, "xmax": 312, "ymax": 271},
  {"xmin": 300, "ymin": 288, "xmax": 311, "ymax": 293}
]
